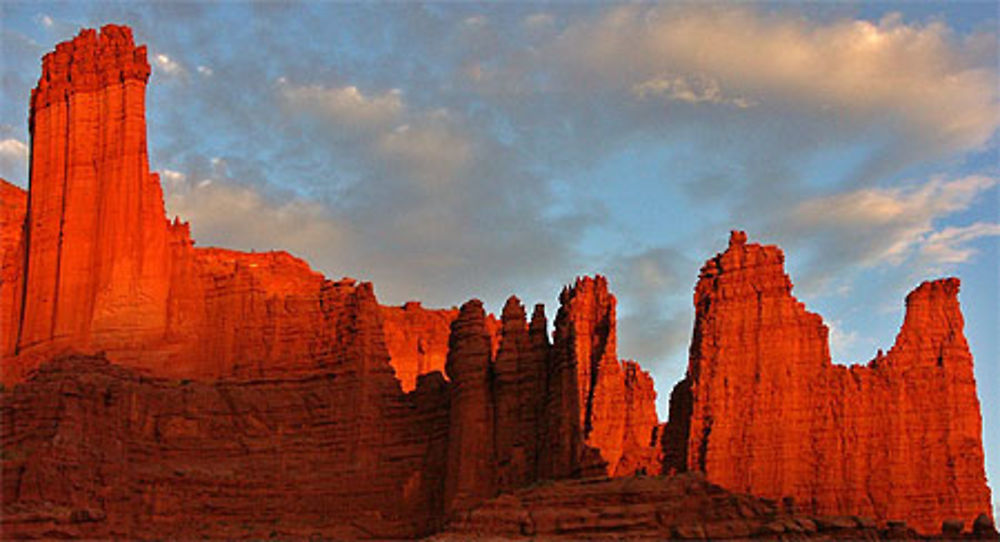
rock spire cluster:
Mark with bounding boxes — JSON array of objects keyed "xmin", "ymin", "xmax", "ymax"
[{"xmin": 0, "ymin": 26, "xmax": 992, "ymax": 539}]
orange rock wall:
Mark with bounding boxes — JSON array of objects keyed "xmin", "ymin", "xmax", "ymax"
[
  {"xmin": 665, "ymin": 231, "xmax": 993, "ymax": 533},
  {"xmin": 0, "ymin": 26, "xmax": 664, "ymax": 539},
  {"xmin": 380, "ymin": 302, "xmax": 458, "ymax": 392},
  {"xmin": 550, "ymin": 277, "xmax": 662, "ymax": 477},
  {"xmin": 2, "ymin": 354, "xmax": 451, "ymax": 539},
  {"xmin": 0, "ymin": 180, "xmax": 27, "ymax": 357},
  {"xmin": 3, "ymin": 25, "xmax": 992, "ymax": 539}
]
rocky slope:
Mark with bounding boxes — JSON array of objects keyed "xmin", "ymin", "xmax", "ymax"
[{"xmin": 438, "ymin": 474, "xmax": 997, "ymax": 541}]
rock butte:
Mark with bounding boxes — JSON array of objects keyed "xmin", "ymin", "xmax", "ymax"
[{"xmin": 0, "ymin": 25, "xmax": 993, "ymax": 539}]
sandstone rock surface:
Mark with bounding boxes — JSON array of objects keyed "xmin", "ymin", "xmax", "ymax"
[
  {"xmin": 1, "ymin": 25, "xmax": 994, "ymax": 541},
  {"xmin": 664, "ymin": 231, "xmax": 994, "ymax": 534},
  {"xmin": 0, "ymin": 179, "xmax": 27, "ymax": 358},
  {"xmin": 381, "ymin": 302, "xmax": 458, "ymax": 392},
  {"xmin": 438, "ymin": 473, "xmax": 933, "ymax": 541}
]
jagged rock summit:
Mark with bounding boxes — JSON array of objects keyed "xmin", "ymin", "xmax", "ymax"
[
  {"xmin": 662, "ymin": 231, "xmax": 993, "ymax": 534},
  {"xmin": 0, "ymin": 25, "xmax": 993, "ymax": 540}
]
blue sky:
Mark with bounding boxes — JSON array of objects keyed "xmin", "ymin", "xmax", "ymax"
[{"xmin": 1, "ymin": 1, "xmax": 997, "ymax": 517}]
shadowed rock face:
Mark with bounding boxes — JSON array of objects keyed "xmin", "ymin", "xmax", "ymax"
[
  {"xmin": 663, "ymin": 231, "xmax": 993, "ymax": 534},
  {"xmin": 438, "ymin": 473, "xmax": 968, "ymax": 541},
  {"xmin": 0, "ymin": 25, "xmax": 994, "ymax": 540}
]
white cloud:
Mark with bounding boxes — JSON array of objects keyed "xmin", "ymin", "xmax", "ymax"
[
  {"xmin": 164, "ymin": 173, "xmax": 349, "ymax": 263},
  {"xmin": 280, "ymin": 83, "xmax": 403, "ymax": 130},
  {"xmin": 919, "ymin": 222, "xmax": 1000, "ymax": 266},
  {"xmin": 632, "ymin": 73, "xmax": 755, "ymax": 108},
  {"xmin": 827, "ymin": 319, "xmax": 860, "ymax": 363},
  {"xmin": 39, "ymin": 15, "xmax": 54, "ymax": 28},
  {"xmin": 159, "ymin": 169, "xmax": 187, "ymax": 189},
  {"xmin": 552, "ymin": 5, "xmax": 998, "ymax": 156},
  {"xmin": 281, "ymin": 81, "xmax": 474, "ymax": 188},
  {"xmin": 376, "ymin": 120, "xmax": 473, "ymax": 187},
  {"xmin": 0, "ymin": 138, "xmax": 29, "ymax": 185},
  {"xmin": 768, "ymin": 174, "xmax": 998, "ymax": 298},
  {"xmin": 787, "ymin": 175, "xmax": 997, "ymax": 267},
  {"xmin": 0, "ymin": 138, "xmax": 28, "ymax": 161},
  {"xmin": 153, "ymin": 53, "xmax": 184, "ymax": 76},
  {"xmin": 463, "ymin": 15, "xmax": 487, "ymax": 28},
  {"xmin": 197, "ymin": 65, "xmax": 213, "ymax": 76}
]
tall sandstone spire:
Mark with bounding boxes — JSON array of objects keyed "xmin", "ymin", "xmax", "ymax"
[
  {"xmin": 19, "ymin": 25, "xmax": 174, "ymax": 354},
  {"xmin": 664, "ymin": 231, "xmax": 992, "ymax": 533}
]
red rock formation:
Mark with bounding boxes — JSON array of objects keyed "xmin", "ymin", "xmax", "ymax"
[
  {"xmin": 380, "ymin": 302, "xmax": 457, "ymax": 392},
  {"xmin": 549, "ymin": 276, "xmax": 661, "ymax": 477},
  {"xmin": 666, "ymin": 231, "xmax": 993, "ymax": 534},
  {"xmin": 0, "ymin": 180, "xmax": 27, "ymax": 357},
  {"xmin": 19, "ymin": 26, "xmax": 173, "ymax": 357},
  {"xmin": 442, "ymin": 473, "xmax": 925, "ymax": 541},
  {"xmin": 2, "ymin": 354, "xmax": 451, "ymax": 539},
  {"xmin": 444, "ymin": 300, "xmax": 497, "ymax": 514},
  {"xmin": 3, "ymin": 25, "xmax": 992, "ymax": 541}
]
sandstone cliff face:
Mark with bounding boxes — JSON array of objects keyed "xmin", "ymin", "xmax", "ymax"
[
  {"xmin": 440, "ymin": 473, "xmax": 942, "ymax": 541},
  {"xmin": 0, "ymin": 27, "xmax": 667, "ymax": 539},
  {"xmin": 1, "ymin": 25, "xmax": 994, "ymax": 540},
  {"xmin": 0, "ymin": 180, "xmax": 27, "ymax": 358},
  {"xmin": 19, "ymin": 26, "xmax": 173, "ymax": 357},
  {"xmin": 380, "ymin": 302, "xmax": 458, "ymax": 392},
  {"xmin": 665, "ymin": 231, "xmax": 993, "ymax": 534},
  {"xmin": 2, "ymin": 354, "xmax": 450, "ymax": 539},
  {"xmin": 550, "ymin": 277, "xmax": 662, "ymax": 477}
]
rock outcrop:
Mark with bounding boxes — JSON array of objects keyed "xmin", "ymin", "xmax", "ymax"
[
  {"xmin": 664, "ymin": 231, "xmax": 993, "ymax": 534},
  {"xmin": 1, "ymin": 354, "xmax": 451, "ymax": 539},
  {"xmin": 380, "ymin": 302, "xmax": 458, "ymax": 392},
  {"xmin": 439, "ymin": 473, "xmax": 938, "ymax": 541},
  {"xmin": 1, "ymin": 25, "xmax": 994, "ymax": 540},
  {"xmin": 0, "ymin": 179, "xmax": 27, "ymax": 358},
  {"xmin": 0, "ymin": 26, "xmax": 665, "ymax": 539},
  {"xmin": 550, "ymin": 277, "xmax": 663, "ymax": 477}
]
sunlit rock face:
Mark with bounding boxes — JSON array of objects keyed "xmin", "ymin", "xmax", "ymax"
[
  {"xmin": 0, "ymin": 25, "xmax": 992, "ymax": 540},
  {"xmin": 0, "ymin": 25, "xmax": 663, "ymax": 539},
  {"xmin": 663, "ymin": 231, "xmax": 993, "ymax": 534}
]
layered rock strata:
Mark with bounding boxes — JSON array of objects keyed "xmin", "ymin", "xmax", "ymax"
[
  {"xmin": 439, "ymin": 473, "xmax": 941, "ymax": 541},
  {"xmin": 664, "ymin": 231, "xmax": 993, "ymax": 534},
  {"xmin": 0, "ymin": 26, "xmax": 664, "ymax": 539},
  {"xmin": 549, "ymin": 277, "xmax": 663, "ymax": 477},
  {"xmin": 0, "ymin": 25, "xmax": 994, "ymax": 540}
]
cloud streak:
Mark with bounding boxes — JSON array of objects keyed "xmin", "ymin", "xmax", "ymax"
[{"xmin": 550, "ymin": 6, "xmax": 997, "ymax": 158}]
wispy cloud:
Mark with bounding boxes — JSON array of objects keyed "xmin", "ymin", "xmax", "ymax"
[
  {"xmin": 771, "ymin": 174, "xmax": 998, "ymax": 294},
  {"xmin": 280, "ymin": 83, "xmax": 403, "ymax": 131},
  {"xmin": 632, "ymin": 73, "xmax": 755, "ymax": 108},
  {"xmin": 551, "ymin": 6, "xmax": 997, "ymax": 157},
  {"xmin": 152, "ymin": 52, "xmax": 184, "ymax": 76}
]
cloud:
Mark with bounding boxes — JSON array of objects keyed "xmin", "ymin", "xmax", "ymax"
[
  {"xmin": 0, "ymin": 137, "xmax": 29, "ymax": 186},
  {"xmin": 919, "ymin": 222, "xmax": 1000, "ymax": 267},
  {"xmin": 196, "ymin": 65, "xmax": 213, "ymax": 77},
  {"xmin": 524, "ymin": 13, "xmax": 554, "ymax": 29},
  {"xmin": 551, "ymin": 5, "xmax": 997, "ymax": 158},
  {"xmin": 163, "ymin": 168, "xmax": 351, "ymax": 269},
  {"xmin": 827, "ymin": 319, "xmax": 861, "ymax": 363},
  {"xmin": 280, "ymin": 83, "xmax": 403, "ymax": 130},
  {"xmin": 152, "ymin": 53, "xmax": 184, "ymax": 76},
  {"xmin": 376, "ymin": 119, "xmax": 473, "ymax": 187},
  {"xmin": 632, "ymin": 73, "xmax": 755, "ymax": 108},
  {"xmin": 770, "ymin": 174, "xmax": 998, "ymax": 293},
  {"xmin": 609, "ymin": 246, "xmax": 697, "ymax": 368}
]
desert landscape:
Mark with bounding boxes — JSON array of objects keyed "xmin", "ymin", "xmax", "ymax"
[{"xmin": 1, "ymin": 8, "xmax": 997, "ymax": 541}]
